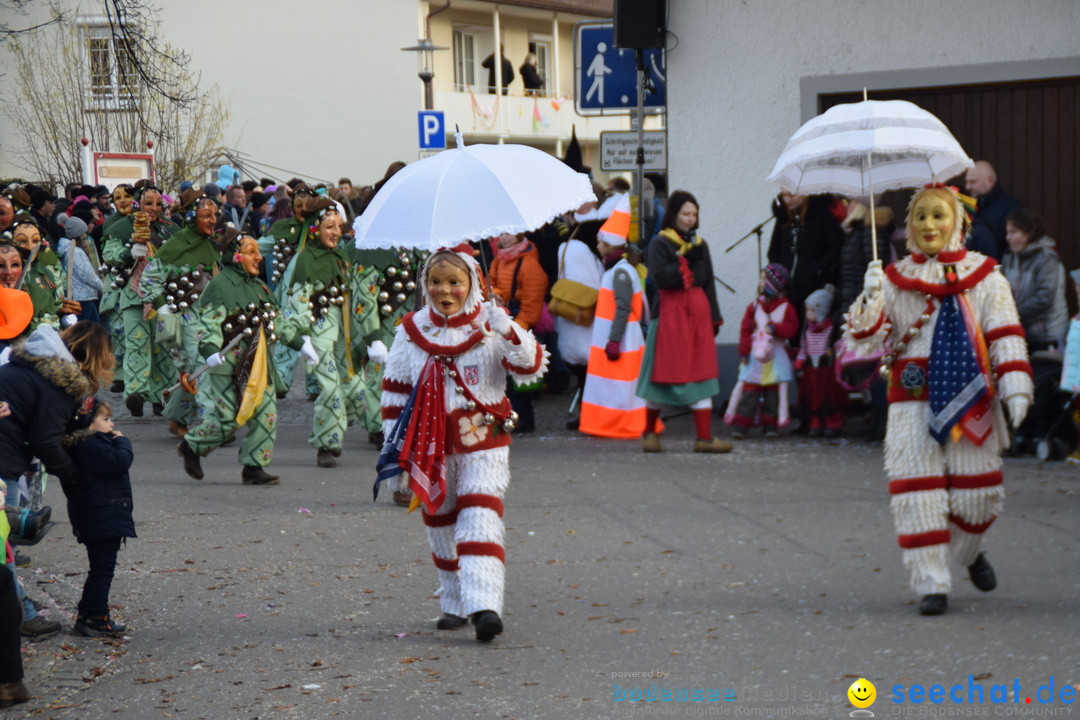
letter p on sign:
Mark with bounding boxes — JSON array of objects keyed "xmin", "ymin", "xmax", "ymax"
[{"xmin": 418, "ymin": 111, "xmax": 446, "ymax": 150}]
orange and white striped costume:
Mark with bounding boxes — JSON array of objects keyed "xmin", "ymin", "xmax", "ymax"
[{"xmin": 580, "ymin": 258, "xmax": 648, "ymax": 438}]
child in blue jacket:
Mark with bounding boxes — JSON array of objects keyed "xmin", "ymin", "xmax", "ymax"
[{"xmin": 61, "ymin": 399, "xmax": 134, "ymax": 637}]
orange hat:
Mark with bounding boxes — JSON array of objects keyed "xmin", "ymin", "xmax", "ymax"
[
  {"xmin": 597, "ymin": 194, "xmax": 630, "ymax": 247},
  {"xmin": 0, "ymin": 287, "xmax": 33, "ymax": 340}
]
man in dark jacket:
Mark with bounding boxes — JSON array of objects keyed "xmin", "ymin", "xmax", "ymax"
[
  {"xmin": 767, "ymin": 192, "xmax": 845, "ymax": 324},
  {"xmin": 965, "ymin": 160, "xmax": 1022, "ymax": 260},
  {"xmin": 482, "ymin": 45, "xmax": 514, "ymax": 95}
]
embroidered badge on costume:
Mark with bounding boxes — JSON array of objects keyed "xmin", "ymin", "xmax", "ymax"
[
  {"xmin": 463, "ymin": 365, "xmax": 480, "ymax": 385},
  {"xmin": 901, "ymin": 362, "xmax": 927, "ymax": 396}
]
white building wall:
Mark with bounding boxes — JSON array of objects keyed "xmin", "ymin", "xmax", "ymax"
[{"xmin": 666, "ymin": 0, "xmax": 1080, "ymax": 343}]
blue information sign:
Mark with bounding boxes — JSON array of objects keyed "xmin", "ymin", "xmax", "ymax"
[
  {"xmin": 417, "ymin": 110, "xmax": 446, "ymax": 150},
  {"xmin": 575, "ymin": 22, "xmax": 665, "ymax": 115}
]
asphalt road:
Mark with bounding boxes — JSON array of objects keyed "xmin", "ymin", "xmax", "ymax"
[{"xmin": 8, "ymin": 386, "xmax": 1079, "ymax": 720}]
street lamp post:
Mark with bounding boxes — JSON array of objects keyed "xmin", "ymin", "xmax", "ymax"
[{"xmin": 401, "ymin": 38, "xmax": 447, "ymax": 111}]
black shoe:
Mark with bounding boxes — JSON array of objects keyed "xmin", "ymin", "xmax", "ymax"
[
  {"xmin": 316, "ymin": 448, "xmax": 337, "ymax": 468},
  {"xmin": 109, "ymin": 380, "xmax": 124, "ymax": 394},
  {"xmin": 276, "ymin": 390, "xmax": 288, "ymax": 400},
  {"xmin": 436, "ymin": 613, "xmax": 468, "ymax": 630},
  {"xmin": 177, "ymin": 441, "xmax": 204, "ymax": 480},
  {"xmin": 471, "ymin": 610, "xmax": 503, "ymax": 643},
  {"xmin": 151, "ymin": 402, "xmax": 165, "ymax": 416},
  {"xmin": 968, "ymin": 552, "xmax": 997, "ymax": 592},
  {"xmin": 330, "ymin": 448, "xmax": 342, "ymax": 457},
  {"xmin": 0, "ymin": 680, "xmax": 30, "ymax": 708},
  {"xmin": 20, "ymin": 616, "xmax": 60, "ymax": 639},
  {"xmin": 565, "ymin": 418, "xmax": 580, "ymax": 430},
  {"xmin": 13, "ymin": 551, "xmax": 30, "ymax": 568},
  {"xmin": 73, "ymin": 615, "xmax": 126, "ymax": 638},
  {"xmin": 242, "ymin": 465, "xmax": 280, "ymax": 486},
  {"xmin": 918, "ymin": 594, "xmax": 948, "ymax": 615},
  {"xmin": 368, "ymin": 431, "xmax": 385, "ymax": 447},
  {"xmin": 125, "ymin": 394, "xmax": 144, "ymax": 417}
]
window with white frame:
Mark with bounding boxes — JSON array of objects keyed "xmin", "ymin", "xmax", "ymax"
[
  {"xmin": 453, "ymin": 28, "xmax": 476, "ymax": 92},
  {"xmin": 528, "ymin": 35, "xmax": 552, "ymax": 96},
  {"xmin": 81, "ymin": 18, "xmax": 138, "ymax": 110}
]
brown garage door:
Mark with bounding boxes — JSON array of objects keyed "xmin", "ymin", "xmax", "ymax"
[{"xmin": 821, "ymin": 76, "xmax": 1079, "ymax": 277}]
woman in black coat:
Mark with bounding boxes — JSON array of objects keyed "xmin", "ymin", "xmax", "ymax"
[{"xmin": 766, "ymin": 191, "xmax": 845, "ymax": 324}]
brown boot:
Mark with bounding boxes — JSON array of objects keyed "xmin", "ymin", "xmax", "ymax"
[
  {"xmin": 693, "ymin": 436, "xmax": 734, "ymax": 453},
  {"xmin": 177, "ymin": 441, "xmax": 204, "ymax": 480},
  {"xmin": 168, "ymin": 421, "xmax": 188, "ymax": 438},
  {"xmin": 642, "ymin": 432, "xmax": 662, "ymax": 453},
  {"xmin": 0, "ymin": 680, "xmax": 30, "ymax": 708},
  {"xmin": 316, "ymin": 448, "xmax": 337, "ymax": 468},
  {"xmin": 242, "ymin": 465, "xmax": 280, "ymax": 486}
]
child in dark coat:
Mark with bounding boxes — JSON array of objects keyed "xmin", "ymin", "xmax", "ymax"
[{"xmin": 61, "ymin": 399, "xmax": 134, "ymax": 637}]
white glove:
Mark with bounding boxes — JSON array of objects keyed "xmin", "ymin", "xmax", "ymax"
[
  {"xmin": 300, "ymin": 335, "xmax": 319, "ymax": 366},
  {"xmin": 1006, "ymin": 395, "xmax": 1030, "ymax": 429},
  {"xmin": 367, "ymin": 339, "xmax": 389, "ymax": 365},
  {"xmin": 156, "ymin": 305, "xmax": 173, "ymax": 316},
  {"xmin": 130, "ymin": 244, "xmax": 148, "ymax": 259},
  {"xmin": 61, "ymin": 314, "xmax": 79, "ymax": 327},
  {"xmin": 863, "ymin": 260, "xmax": 884, "ymax": 297},
  {"xmin": 488, "ymin": 304, "xmax": 514, "ymax": 335},
  {"xmin": 205, "ymin": 352, "xmax": 224, "ymax": 368}
]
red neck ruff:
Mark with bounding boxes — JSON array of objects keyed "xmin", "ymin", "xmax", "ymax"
[
  {"xmin": 427, "ymin": 303, "xmax": 481, "ymax": 328},
  {"xmin": 911, "ymin": 248, "xmax": 967, "ymax": 264}
]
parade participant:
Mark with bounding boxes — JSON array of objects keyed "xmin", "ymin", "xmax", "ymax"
[
  {"xmin": 60, "ymin": 399, "xmax": 134, "ymax": 637},
  {"xmin": 7, "ymin": 220, "xmax": 79, "ymax": 331},
  {"xmin": 0, "ymin": 244, "xmax": 24, "ymax": 291},
  {"xmin": 579, "ymin": 196, "xmax": 650, "ymax": 439},
  {"xmin": 351, "ymin": 245, "xmax": 425, "ymax": 446},
  {"xmin": 140, "ymin": 190, "xmax": 223, "ymax": 435},
  {"xmin": 636, "ymin": 191, "xmax": 731, "ymax": 454},
  {"xmin": 725, "ymin": 263, "xmax": 799, "ymax": 438},
  {"xmin": 177, "ymin": 233, "xmax": 305, "ymax": 485},
  {"xmin": 281, "ymin": 199, "xmax": 360, "ymax": 468},
  {"xmin": 263, "ymin": 185, "xmax": 313, "ymax": 397},
  {"xmin": 794, "ymin": 285, "xmax": 845, "ymax": 437},
  {"xmin": 101, "ymin": 184, "xmax": 135, "ymax": 235},
  {"xmin": 377, "ymin": 246, "xmax": 547, "ymax": 643},
  {"xmin": 844, "ymin": 185, "xmax": 1033, "ymax": 615},
  {"xmin": 102, "ymin": 185, "xmax": 179, "ymax": 416}
]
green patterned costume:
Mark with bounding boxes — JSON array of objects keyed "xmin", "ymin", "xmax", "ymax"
[
  {"xmin": 102, "ymin": 215, "xmax": 179, "ymax": 406},
  {"xmin": 182, "ymin": 263, "xmax": 301, "ymax": 470},
  {"xmin": 139, "ymin": 223, "xmax": 223, "ymax": 428},
  {"xmin": 21, "ymin": 245, "xmax": 67, "ymax": 331}
]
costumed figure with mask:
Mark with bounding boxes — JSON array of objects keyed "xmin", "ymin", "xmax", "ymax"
[
  {"xmin": 843, "ymin": 185, "xmax": 1033, "ymax": 616},
  {"xmin": 375, "ymin": 247, "xmax": 548, "ymax": 643},
  {"xmin": 6, "ymin": 220, "xmax": 79, "ymax": 332},
  {"xmin": 101, "ymin": 185, "xmax": 179, "ymax": 416},
  {"xmin": 139, "ymin": 190, "xmax": 224, "ymax": 434},
  {"xmin": 349, "ymin": 244, "xmax": 426, "ymax": 445},
  {"xmin": 279, "ymin": 200, "xmax": 362, "ymax": 468},
  {"xmin": 101, "ymin": 184, "xmax": 135, "ymax": 236},
  {"xmin": 176, "ymin": 232, "xmax": 302, "ymax": 485}
]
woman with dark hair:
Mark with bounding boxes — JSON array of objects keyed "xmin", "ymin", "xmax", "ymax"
[
  {"xmin": 1001, "ymin": 208, "xmax": 1067, "ymax": 352},
  {"xmin": 767, "ymin": 191, "xmax": 845, "ymax": 322},
  {"xmin": 635, "ymin": 190, "xmax": 731, "ymax": 454}
]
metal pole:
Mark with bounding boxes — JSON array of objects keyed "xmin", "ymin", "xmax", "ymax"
[{"xmin": 635, "ymin": 49, "xmax": 646, "ymax": 245}]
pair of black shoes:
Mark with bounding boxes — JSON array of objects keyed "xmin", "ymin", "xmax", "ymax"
[
  {"xmin": 436, "ymin": 611, "xmax": 503, "ymax": 643},
  {"xmin": 919, "ymin": 553, "xmax": 997, "ymax": 615}
]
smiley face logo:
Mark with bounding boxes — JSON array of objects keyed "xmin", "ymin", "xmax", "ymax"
[{"xmin": 848, "ymin": 678, "xmax": 876, "ymax": 708}]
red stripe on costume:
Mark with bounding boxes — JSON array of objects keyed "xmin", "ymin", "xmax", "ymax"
[
  {"xmin": 889, "ymin": 476, "xmax": 947, "ymax": 494},
  {"xmin": 457, "ymin": 541, "xmax": 506, "ymax": 563},
  {"xmin": 456, "ymin": 493, "xmax": 505, "ymax": 517},
  {"xmin": 912, "ymin": 249, "xmax": 967, "ymax": 264},
  {"xmin": 432, "ymin": 554, "xmax": 459, "ymax": 572},
  {"xmin": 897, "ymin": 529, "xmax": 950, "ymax": 549},
  {"xmin": 403, "ymin": 312, "xmax": 487, "ymax": 357},
  {"xmin": 381, "ymin": 378, "xmax": 412, "ymax": 394},
  {"xmin": 948, "ymin": 514, "xmax": 995, "ymax": 535},
  {"xmin": 948, "ymin": 471, "xmax": 1003, "ymax": 489},
  {"xmin": 995, "ymin": 360, "xmax": 1033, "ymax": 377},
  {"xmin": 381, "ymin": 406, "xmax": 402, "ymax": 421},
  {"xmin": 502, "ymin": 342, "xmax": 545, "ymax": 375},
  {"xmin": 850, "ymin": 311, "xmax": 885, "ymax": 340},
  {"xmin": 422, "ymin": 510, "xmax": 458, "ymax": 527},
  {"xmin": 985, "ymin": 324, "xmax": 1025, "ymax": 343},
  {"xmin": 885, "ymin": 257, "xmax": 997, "ymax": 296}
]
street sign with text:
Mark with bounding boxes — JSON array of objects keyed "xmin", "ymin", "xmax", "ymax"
[{"xmin": 600, "ymin": 130, "xmax": 667, "ymax": 172}]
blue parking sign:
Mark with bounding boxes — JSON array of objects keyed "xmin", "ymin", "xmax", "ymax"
[
  {"xmin": 418, "ymin": 111, "xmax": 446, "ymax": 150},
  {"xmin": 575, "ymin": 22, "xmax": 665, "ymax": 115}
]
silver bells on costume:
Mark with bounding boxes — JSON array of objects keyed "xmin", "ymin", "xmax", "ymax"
[
  {"xmin": 222, "ymin": 301, "xmax": 279, "ymax": 344},
  {"xmin": 270, "ymin": 236, "xmax": 296, "ymax": 285},
  {"xmin": 163, "ymin": 269, "xmax": 207, "ymax": 313},
  {"xmin": 307, "ymin": 283, "xmax": 347, "ymax": 324},
  {"xmin": 104, "ymin": 262, "xmax": 134, "ymax": 290},
  {"xmin": 377, "ymin": 252, "xmax": 417, "ymax": 317}
]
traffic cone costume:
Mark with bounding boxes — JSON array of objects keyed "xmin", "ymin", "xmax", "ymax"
[
  {"xmin": 843, "ymin": 187, "xmax": 1033, "ymax": 606},
  {"xmin": 580, "ymin": 196, "xmax": 650, "ymax": 438}
]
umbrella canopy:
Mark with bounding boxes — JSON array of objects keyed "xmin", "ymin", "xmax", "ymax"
[
  {"xmin": 767, "ymin": 99, "xmax": 973, "ymax": 197},
  {"xmin": 354, "ymin": 139, "xmax": 594, "ymax": 251}
]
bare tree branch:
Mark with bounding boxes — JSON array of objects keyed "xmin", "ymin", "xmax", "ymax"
[{"xmin": 0, "ymin": 1, "xmax": 66, "ymax": 43}]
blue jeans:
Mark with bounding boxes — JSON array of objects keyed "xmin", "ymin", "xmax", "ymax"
[{"xmin": 5, "ymin": 562, "xmax": 34, "ymax": 621}]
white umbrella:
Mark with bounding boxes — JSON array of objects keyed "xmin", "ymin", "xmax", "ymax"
[
  {"xmin": 767, "ymin": 98, "xmax": 973, "ymax": 261},
  {"xmin": 354, "ymin": 134, "xmax": 594, "ymax": 251}
]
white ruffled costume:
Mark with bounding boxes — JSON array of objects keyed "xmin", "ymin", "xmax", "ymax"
[
  {"xmin": 380, "ymin": 249, "xmax": 548, "ymax": 618},
  {"xmin": 844, "ymin": 191, "xmax": 1033, "ymax": 597}
]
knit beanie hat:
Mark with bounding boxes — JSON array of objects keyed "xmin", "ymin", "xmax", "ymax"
[
  {"xmin": 761, "ymin": 263, "xmax": 790, "ymax": 298},
  {"xmin": 63, "ymin": 216, "xmax": 88, "ymax": 239},
  {"xmin": 804, "ymin": 285, "xmax": 835, "ymax": 320}
]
